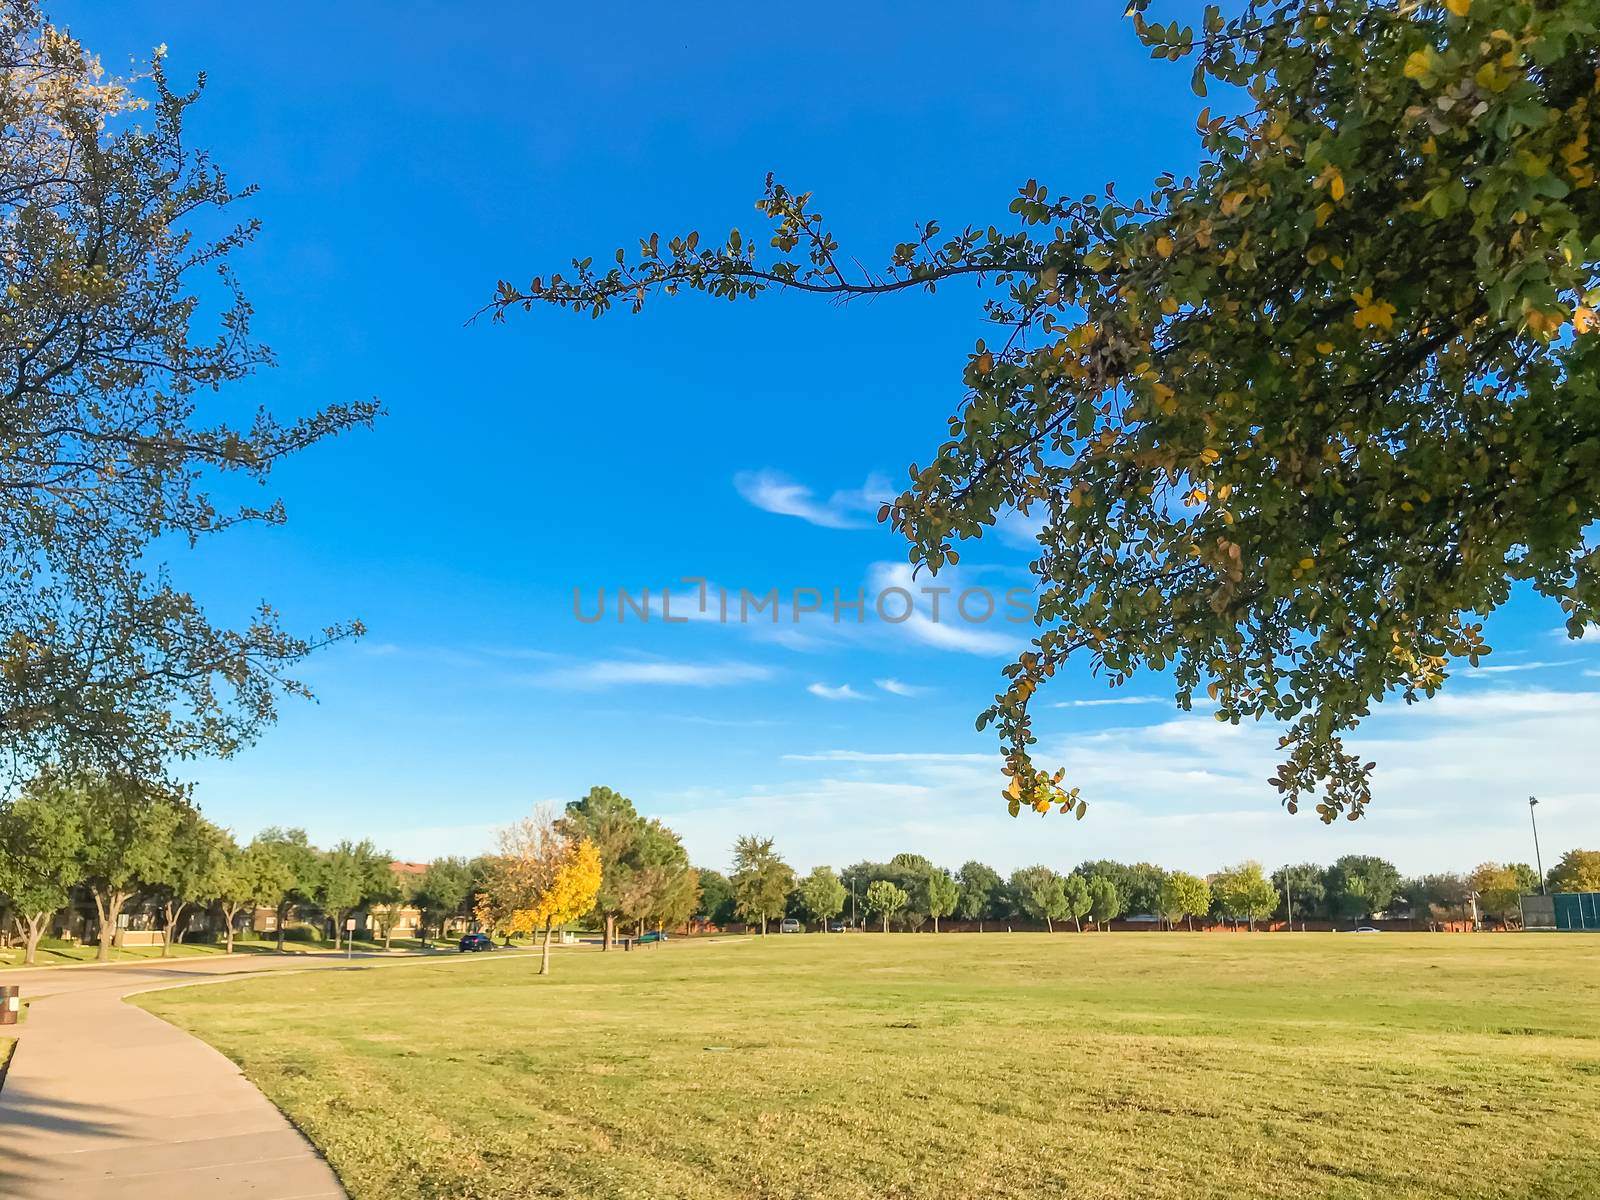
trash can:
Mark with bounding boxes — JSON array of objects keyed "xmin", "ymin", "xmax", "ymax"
[{"xmin": 0, "ymin": 984, "xmax": 19, "ymax": 1026}]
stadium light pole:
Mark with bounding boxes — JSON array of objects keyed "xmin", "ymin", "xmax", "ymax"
[{"xmin": 1529, "ymin": 797, "xmax": 1546, "ymax": 894}]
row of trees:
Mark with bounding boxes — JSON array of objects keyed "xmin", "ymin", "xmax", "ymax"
[
  {"xmin": 10, "ymin": 774, "xmax": 1595, "ymax": 968},
  {"xmin": 0, "ymin": 771, "xmax": 410, "ymax": 964},
  {"xmin": 676, "ymin": 845, "xmax": 1600, "ymax": 935}
]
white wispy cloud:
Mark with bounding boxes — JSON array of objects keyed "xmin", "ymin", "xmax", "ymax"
[
  {"xmin": 1470, "ymin": 659, "xmax": 1575, "ymax": 675},
  {"xmin": 807, "ymin": 682, "xmax": 869, "ymax": 701},
  {"xmin": 529, "ymin": 658, "xmax": 773, "ymax": 690},
  {"xmin": 734, "ymin": 468, "xmax": 893, "ymax": 530},
  {"xmin": 1052, "ymin": 695, "xmax": 1166, "ymax": 708},
  {"xmin": 866, "ymin": 561, "xmax": 1025, "ymax": 656},
  {"xmin": 875, "ymin": 677, "xmax": 930, "ymax": 697},
  {"xmin": 783, "ymin": 750, "xmax": 992, "ymax": 765},
  {"xmin": 663, "ymin": 686, "xmax": 1600, "ymax": 876}
]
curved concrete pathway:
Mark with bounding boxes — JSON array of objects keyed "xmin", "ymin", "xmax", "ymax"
[{"xmin": 0, "ymin": 952, "xmax": 446, "ymax": 1199}]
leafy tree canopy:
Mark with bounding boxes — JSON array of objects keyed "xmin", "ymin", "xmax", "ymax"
[
  {"xmin": 0, "ymin": 3, "xmax": 374, "ymax": 778},
  {"xmin": 955, "ymin": 860, "xmax": 1004, "ymax": 921},
  {"xmin": 494, "ymin": 0, "xmax": 1600, "ymax": 826},
  {"xmin": 1549, "ymin": 847, "xmax": 1600, "ymax": 892},
  {"xmin": 797, "ymin": 865, "xmax": 847, "ymax": 927},
  {"xmin": 695, "ymin": 867, "xmax": 737, "ymax": 925},
  {"xmin": 730, "ymin": 834, "xmax": 796, "ymax": 930},
  {"xmin": 863, "ymin": 879, "xmax": 909, "ymax": 930},
  {"xmin": 1326, "ymin": 853, "xmax": 1402, "ymax": 919}
]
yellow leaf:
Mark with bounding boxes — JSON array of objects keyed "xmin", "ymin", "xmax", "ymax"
[
  {"xmin": 1404, "ymin": 49, "xmax": 1434, "ymax": 80},
  {"xmin": 1329, "ymin": 171, "xmax": 1345, "ymax": 202},
  {"xmin": 1316, "ymin": 341, "xmax": 1334, "ymax": 354},
  {"xmin": 1155, "ymin": 235, "xmax": 1175, "ymax": 258},
  {"xmin": 1299, "ymin": 558, "xmax": 1314, "ymax": 570},
  {"xmin": 1445, "ymin": 0, "xmax": 1469, "ymax": 15}
]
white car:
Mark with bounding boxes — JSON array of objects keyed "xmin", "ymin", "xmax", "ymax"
[{"xmin": 778, "ymin": 918, "xmax": 802, "ymax": 934}]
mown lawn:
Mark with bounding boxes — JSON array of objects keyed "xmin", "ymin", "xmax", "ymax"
[
  {"xmin": 0, "ymin": 938, "xmax": 436, "ymax": 969},
  {"xmin": 139, "ymin": 934, "xmax": 1600, "ymax": 1200}
]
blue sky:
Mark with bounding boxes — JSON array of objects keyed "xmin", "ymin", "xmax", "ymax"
[{"xmin": 61, "ymin": 3, "xmax": 1599, "ymax": 875}]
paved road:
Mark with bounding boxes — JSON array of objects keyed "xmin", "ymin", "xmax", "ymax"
[{"xmin": 0, "ymin": 951, "xmax": 464, "ymax": 1199}]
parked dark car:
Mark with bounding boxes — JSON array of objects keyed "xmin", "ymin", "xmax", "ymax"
[
  {"xmin": 828, "ymin": 921, "xmax": 848, "ymax": 933},
  {"xmin": 638, "ymin": 930, "xmax": 669, "ymax": 943},
  {"xmin": 458, "ymin": 932, "xmax": 494, "ymax": 952}
]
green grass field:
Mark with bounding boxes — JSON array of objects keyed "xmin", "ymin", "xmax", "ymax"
[
  {"xmin": 138, "ymin": 934, "xmax": 1600, "ymax": 1200},
  {"xmin": 0, "ymin": 934, "xmax": 498, "ymax": 969}
]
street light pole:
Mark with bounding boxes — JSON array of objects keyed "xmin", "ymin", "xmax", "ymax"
[{"xmin": 1529, "ymin": 797, "xmax": 1546, "ymax": 894}]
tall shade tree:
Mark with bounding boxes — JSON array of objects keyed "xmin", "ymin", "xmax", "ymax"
[
  {"xmin": 1212, "ymin": 862, "xmax": 1281, "ymax": 931},
  {"xmin": 46, "ymin": 771, "xmax": 181, "ymax": 960},
  {"xmin": 797, "ymin": 865, "xmax": 847, "ymax": 931},
  {"xmin": 955, "ymin": 861, "xmax": 1003, "ymax": 929},
  {"xmin": 1009, "ymin": 865, "xmax": 1065, "ymax": 932},
  {"xmin": 495, "ymin": 0, "xmax": 1600, "ymax": 827},
  {"xmin": 1088, "ymin": 878, "xmax": 1124, "ymax": 933},
  {"xmin": 214, "ymin": 839, "xmax": 289, "ymax": 954},
  {"xmin": 253, "ymin": 827, "xmax": 318, "ymax": 950},
  {"xmin": 1549, "ymin": 848, "xmax": 1600, "ymax": 892},
  {"xmin": 1326, "ymin": 854, "xmax": 1402, "ymax": 924},
  {"xmin": 617, "ymin": 818, "xmax": 696, "ymax": 938},
  {"xmin": 365, "ymin": 867, "xmax": 408, "ymax": 950},
  {"xmin": 925, "ymin": 869, "xmax": 960, "ymax": 933},
  {"xmin": 0, "ymin": 3, "xmax": 375, "ymax": 779},
  {"xmin": 1409, "ymin": 872, "xmax": 1474, "ymax": 925},
  {"xmin": 557, "ymin": 785, "xmax": 654, "ymax": 950},
  {"xmin": 0, "ymin": 789, "xmax": 83, "ymax": 963},
  {"xmin": 863, "ymin": 879, "xmax": 909, "ymax": 933},
  {"xmin": 1062, "ymin": 872, "xmax": 1092, "ymax": 932},
  {"xmin": 317, "ymin": 839, "xmax": 387, "ymax": 951},
  {"xmin": 1077, "ymin": 861, "xmax": 1166, "ymax": 917},
  {"xmin": 149, "ymin": 809, "xmax": 231, "ymax": 955},
  {"xmin": 1159, "ymin": 871, "xmax": 1211, "ymax": 931},
  {"xmin": 1273, "ymin": 862, "xmax": 1329, "ymax": 922},
  {"xmin": 695, "ymin": 868, "xmax": 736, "ymax": 928},
  {"xmin": 730, "ymin": 835, "xmax": 795, "ymax": 936},
  {"xmin": 478, "ymin": 809, "xmax": 603, "ymax": 976},
  {"xmin": 414, "ymin": 856, "xmax": 475, "ymax": 945}
]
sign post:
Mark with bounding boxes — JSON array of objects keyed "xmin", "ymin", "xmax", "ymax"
[{"xmin": 345, "ymin": 917, "xmax": 357, "ymax": 960}]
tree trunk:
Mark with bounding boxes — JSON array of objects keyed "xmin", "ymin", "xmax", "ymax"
[
  {"xmin": 540, "ymin": 921, "xmax": 553, "ymax": 976},
  {"xmin": 224, "ymin": 906, "xmax": 237, "ymax": 954},
  {"xmin": 603, "ymin": 913, "xmax": 615, "ymax": 951},
  {"xmin": 1073, "ymin": 916, "xmax": 1081, "ymax": 932},
  {"xmin": 1045, "ymin": 917, "xmax": 1053, "ymax": 933},
  {"xmin": 23, "ymin": 912, "xmax": 47, "ymax": 965},
  {"xmin": 933, "ymin": 915, "xmax": 940, "ymax": 933},
  {"xmin": 276, "ymin": 901, "xmax": 289, "ymax": 952},
  {"xmin": 882, "ymin": 915, "xmax": 889, "ymax": 934},
  {"xmin": 93, "ymin": 889, "xmax": 126, "ymax": 962},
  {"xmin": 161, "ymin": 901, "xmax": 187, "ymax": 957}
]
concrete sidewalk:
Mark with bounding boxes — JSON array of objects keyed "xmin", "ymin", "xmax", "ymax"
[{"xmin": 0, "ymin": 954, "xmax": 406, "ymax": 1199}]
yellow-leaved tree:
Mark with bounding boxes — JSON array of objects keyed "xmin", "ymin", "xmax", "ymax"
[{"xmin": 477, "ymin": 808, "xmax": 603, "ymax": 976}]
